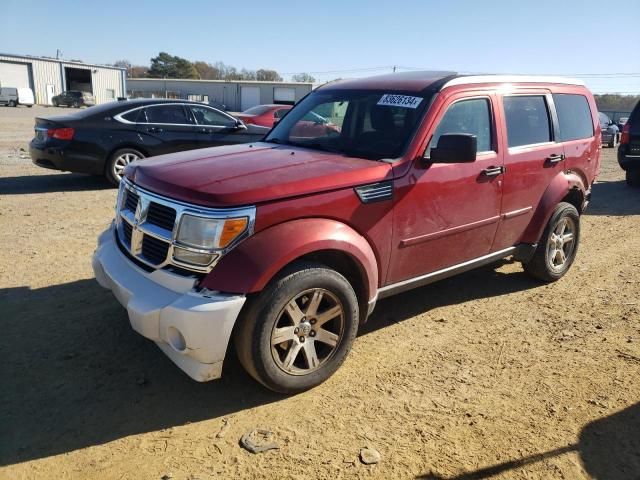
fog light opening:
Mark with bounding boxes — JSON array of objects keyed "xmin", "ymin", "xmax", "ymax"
[{"xmin": 168, "ymin": 326, "xmax": 187, "ymax": 352}]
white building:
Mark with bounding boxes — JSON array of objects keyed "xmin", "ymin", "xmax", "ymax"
[
  {"xmin": 0, "ymin": 53, "xmax": 126, "ymax": 105},
  {"xmin": 127, "ymin": 78, "xmax": 313, "ymax": 112}
]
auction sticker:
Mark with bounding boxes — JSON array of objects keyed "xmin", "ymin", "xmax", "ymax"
[{"xmin": 377, "ymin": 94, "xmax": 423, "ymax": 108}]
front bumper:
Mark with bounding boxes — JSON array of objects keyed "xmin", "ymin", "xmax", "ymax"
[{"xmin": 92, "ymin": 226, "xmax": 246, "ymax": 381}]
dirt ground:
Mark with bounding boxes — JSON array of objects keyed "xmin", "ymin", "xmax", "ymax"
[{"xmin": 0, "ymin": 105, "xmax": 639, "ymax": 480}]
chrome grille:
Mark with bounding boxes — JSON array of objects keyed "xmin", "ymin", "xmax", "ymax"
[{"xmin": 115, "ymin": 179, "xmax": 256, "ymax": 274}]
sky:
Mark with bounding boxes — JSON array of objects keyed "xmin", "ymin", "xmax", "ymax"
[{"xmin": 1, "ymin": 0, "xmax": 639, "ymax": 93}]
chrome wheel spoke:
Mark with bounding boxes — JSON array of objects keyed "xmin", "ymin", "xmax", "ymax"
[
  {"xmin": 315, "ymin": 305, "xmax": 342, "ymax": 326},
  {"xmin": 562, "ymin": 232, "xmax": 574, "ymax": 244},
  {"xmin": 305, "ymin": 290, "xmax": 323, "ymax": 317},
  {"xmin": 285, "ymin": 300, "xmax": 305, "ymax": 324},
  {"xmin": 282, "ymin": 343, "xmax": 302, "ymax": 369},
  {"xmin": 303, "ymin": 341, "xmax": 319, "ymax": 369},
  {"xmin": 315, "ymin": 328, "xmax": 339, "ymax": 347},
  {"xmin": 271, "ymin": 326, "xmax": 297, "ymax": 345}
]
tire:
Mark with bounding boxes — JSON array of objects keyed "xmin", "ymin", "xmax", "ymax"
[
  {"xmin": 626, "ymin": 170, "xmax": 640, "ymax": 187},
  {"xmin": 52, "ymin": 99, "xmax": 59, "ymax": 107},
  {"xmin": 8, "ymin": 100, "xmax": 16, "ymax": 107},
  {"xmin": 105, "ymin": 148, "xmax": 144, "ymax": 186},
  {"xmin": 608, "ymin": 135, "xmax": 616, "ymax": 148},
  {"xmin": 523, "ymin": 202, "xmax": 580, "ymax": 282},
  {"xmin": 234, "ymin": 262, "xmax": 360, "ymax": 394},
  {"xmin": 72, "ymin": 100, "xmax": 81, "ymax": 108}
]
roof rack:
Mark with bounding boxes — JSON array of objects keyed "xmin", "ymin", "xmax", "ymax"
[{"xmin": 442, "ymin": 75, "xmax": 585, "ymax": 88}]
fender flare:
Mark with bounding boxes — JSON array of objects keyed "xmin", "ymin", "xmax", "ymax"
[
  {"xmin": 520, "ymin": 171, "xmax": 586, "ymax": 244},
  {"xmin": 200, "ymin": 218, "xmax": 379, "ymax": 303}
]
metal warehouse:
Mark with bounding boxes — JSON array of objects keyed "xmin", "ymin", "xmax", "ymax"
[
  {"xmin": 0, "ymin": 53, "xmax": 126, "ymax": 105},
  {"xmin": 127, "ymin": 78, "xmax": 313, "ymax": 111}
]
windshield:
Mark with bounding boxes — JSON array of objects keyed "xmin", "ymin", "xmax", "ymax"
[
  {"xmin": 243, "ymin": 105, "xmax": 272, "ymax": 115},
  {"xmin": 265, "ymin": 89, "xmax": 432, "ymax": 160}
]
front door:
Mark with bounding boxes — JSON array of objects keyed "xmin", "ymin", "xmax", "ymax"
[
  {"xmin": 387, "ymin": 94, "xmax": 504, "ymax": 285},
  {"xmin": 137, "ymin": 104, "xmax": 198, "ymax": 155},
  {"xmin": 187, "ymin": 104, "xmax": 264, "ymax": 147}
]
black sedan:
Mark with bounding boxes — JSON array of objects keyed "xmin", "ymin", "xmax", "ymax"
[{"xmin": 30, "ymin": 99, "xmax": 269, "ymax": 185}]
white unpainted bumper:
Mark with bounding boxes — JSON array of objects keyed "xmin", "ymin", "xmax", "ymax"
[{"xmin": 91, "ymin": 226, "xmax": 246, "ymax": 382}]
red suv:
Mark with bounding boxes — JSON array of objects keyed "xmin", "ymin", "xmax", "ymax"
[{"xmin": 93, "ymin": 72, "xmax": 600, "ymax": 393}]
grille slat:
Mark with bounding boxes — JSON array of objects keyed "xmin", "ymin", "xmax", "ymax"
[
  {"xmin": 122, "ymin": 222, "xmax": 133, "ymax": 246},
  {"xmin": 124, "ymin": 190, "xmax": 139, "ymax": 212},
  {"xmin": 146, "ymin": 202, "xmax": 177, "ymax": 231},
  {"xmin": 141, "ymin": 235, "xmax": 170, "ymax": 265}
]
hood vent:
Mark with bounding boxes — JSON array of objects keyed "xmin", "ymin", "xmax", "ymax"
[{"xmin": 355, "ymin": 181, "xmax": 393, "ymax": 203}]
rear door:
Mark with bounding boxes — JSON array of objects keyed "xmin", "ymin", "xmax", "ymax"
[
  {"xmin": 491, "ymin": 91, "xmax": 566, "ymax": 250},
  {"xmin": 137, "ymin": 104, "xmax": 199, "ymax": 155},
  {"xmin": 188, "ymin": 104, "xmax": 265, "ymax": 147},
  {"xmin": 552, "ymin": 92, "xmax": 598, "ymax": 183}
]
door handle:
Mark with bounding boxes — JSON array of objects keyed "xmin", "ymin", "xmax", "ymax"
[
  {"xmin": 546, "ymin": 153, "xmax": 565, "ymax": 164},
  {"xmin": 147, "ymin": 127, "xmax": 163, "ymax": 133},
  {"xmin": 481, "ymin": 166, "xmax": 505, "ymax": 177},
  {"xmin": 197, "ymin": 128, "xmax": 212, "ymax": 134}
]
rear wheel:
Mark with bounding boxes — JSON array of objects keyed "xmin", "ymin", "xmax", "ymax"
[
  {"xmin": 627, "ymin": 170, "xmax": 640, "ymax": 187},
  {"xmin": 234, "ymin": 262, "xmax": 359, "ymax": 394},
  {"xmin": 52, "ymin": 99, "xmax": 59, "ymax": 107},
  {"xmin": 523, "ymin": 202, "xmax": 580, "ymax": 282},
  {"xmin": 105, "ymin": 148, "xmax": 144, "ymax": 186},
  {"xmin": 608, "ymin": 135, "xmax": 617, "ymax": 148}
]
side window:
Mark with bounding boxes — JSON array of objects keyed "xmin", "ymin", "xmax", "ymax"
[
  {"xmin": 189, "ymin": 105, "xmax": 235, "ymax": 127},
  {"xmin": 427, "ymin": 98, "xmax": 492, "ymax": 155},
  {"xmin": 145, "ymin": 105, "xmax": 189, "ymax": 124},
  {"xmin": 121, "ymin": 109, "xmax": 141, "ymax": 123},
  {"xmin": 554, "ymin": 94, "xmax": 594, "ymax": 141},
  {"xmin": 503, "ymin": 96, "xmax": 552, "ymax": 148},
  {"xmin": 274, "ymin": 109, "xmax": 288, "ymax": 119}
]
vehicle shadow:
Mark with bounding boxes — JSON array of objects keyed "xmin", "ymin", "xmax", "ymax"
[
  {"xmin": 585, "ymin": 180, "xmax": 640, "ymax": 216},
  {"xmin": 417, "ymin": 402, "xmax": 640, "ymax": 479},
  {"xmin": 0, "ymin": 172, "xmax": 112, "ymax": 195},
  {"xmin": 0, "ymin": 260, "xmax": 539, "ymax": 466}
]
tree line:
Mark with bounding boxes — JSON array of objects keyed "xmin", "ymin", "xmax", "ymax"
[
  {"xmin": 594, "ymin": 94, "xmax": 639, "ymax": 113},
  {"xmin": 113, "ymin": 52, "xmax": 315, "ymax": 83}
]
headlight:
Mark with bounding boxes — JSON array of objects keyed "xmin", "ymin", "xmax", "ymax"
[{"xmin": 176, "ymin": 214, "xmax": 249, "ymax": 250}]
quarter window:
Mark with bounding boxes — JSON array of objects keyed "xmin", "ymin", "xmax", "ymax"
[
  {"xmin": 553, "ymin": 94, "xmax": 594, "ymax": 141},
  {"xmin": 121, "ymin": 109, "xmax": 140, "ymax": 122},
  {"xmin": 145, "ymin": 105, "xmax": 189, "ymax": 124},
  {"xmin": 427, "ymin": 98, "xmax": 493, "ymax": 155},
  {"xmin": 189, "ymin": 105, "xmax": 235, "ymax": 127},
  {"xmin": 503, "ymin": 96, "xmax": 552, "ymax": 148}
]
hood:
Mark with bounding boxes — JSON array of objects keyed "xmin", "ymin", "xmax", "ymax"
[{"xmin": 127, "ymin": 142, "xmax": 393, "ymax": 207}]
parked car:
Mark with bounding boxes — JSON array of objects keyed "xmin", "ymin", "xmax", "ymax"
[
  {"xmin": 617, "ymin": 101, "xmax": 640, "ymax": 186},
  {"xmin": 92, "ymin": 72, "xmax": 599, "ymax": 393},
  {"xmin": 0, "ymin": 87, "xmax": 34, "ymax": 107},
  {"xmin": 30, "ymin": 99, "xmax": 269, "ymax": 185},
  {"xmin": 52, "ymin": 90, "xmax": 96, "ymax": 108},
  {"xmin": 0, "ymin": 87, "xmax": 18, "ymax": 107},
  {"xmin": 598, "ymin": 112, "xmax": 620, "ymax": 147},
  {"xmin": 617, "ymin": 116, "xmax": 629, "ymax": 131},
  {"xmin": 235, "ymin": 104, "xmax": 292, "ymax": 127}
]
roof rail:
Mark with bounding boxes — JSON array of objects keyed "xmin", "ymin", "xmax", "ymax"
[{"xmin": 442, "ymin": 75, "xmax": 585, "ymax": 88}]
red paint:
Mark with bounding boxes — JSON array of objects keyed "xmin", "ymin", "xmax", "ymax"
[
  {"xmin": 235, "ymin": 105, "xmax": 292, "ymax": 128},
  {"xmin": 127, "ymin": 73, "xmax": 599, "ymax": 303}
]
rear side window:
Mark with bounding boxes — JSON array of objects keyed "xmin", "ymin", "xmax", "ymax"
[
  {"xmin": 554, "ymin": 94, "xmax": 594, "ymax": 141},
  {"xmin": 503, "ymin": 96, "xmax": 551, "ymax": 148},
  {"xmin": 145, "ymin": 105, "xmax": 189, "ymax": 124},
  {"xmin": 428, "ymin": 98, "xmax": 493, "ymax": 154},
  {"xmin": 121, "ymin": 109, "xmax": 140, "ymax": 122}
]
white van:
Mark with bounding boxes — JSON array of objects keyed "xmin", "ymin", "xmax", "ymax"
[
  {"xmin": 17, "ymin": 88, "xmax": 34, "ymax": 107},
  {"xmin": 0, "ymin": 87, "xmax": 34, "ymax": 107}
]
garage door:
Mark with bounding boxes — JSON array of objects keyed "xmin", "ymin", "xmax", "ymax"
[
  {"xmin": 0, "ymin": 62, "xmax": 30, "ymax": 89},
  {"xmin": 274, "ymin": 87, "xmax": 295, "ymax": 104},
  {"xmin": 240, "ymin": 86, "xmax": 260, "ymax": 111}
]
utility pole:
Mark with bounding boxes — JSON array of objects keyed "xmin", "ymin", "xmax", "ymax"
[
  {"xmin": 393, "ymin": 65, "xmax": 396, "ymax": 73},
  {"xmin": 56, "ymin": 49, "xmax": 62, "ymax": 60}
]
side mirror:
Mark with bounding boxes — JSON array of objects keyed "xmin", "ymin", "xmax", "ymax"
[
  {"xmin": 234, "ymin": 119, "xmax": 247, "ymax": 130},
  {"xmin": 429, "ymin": 133, "xmax": 477, "ymax": 163}
]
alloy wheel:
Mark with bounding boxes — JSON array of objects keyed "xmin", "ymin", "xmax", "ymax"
[
  {"xmin": 546, "ymin": 217, "xmax": 576, "ymax": 271},
  {"xmin": 270, "ymin": 288, "xmax": 344, "ymax": 375},
  {"xmin": 113, "ymin": 152, "xmax": 140, "ymax": 180}
]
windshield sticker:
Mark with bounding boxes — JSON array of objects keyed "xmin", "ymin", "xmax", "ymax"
[{"xmin": 377, "ymin": 94, "xmax": 423, "ymax": 109}]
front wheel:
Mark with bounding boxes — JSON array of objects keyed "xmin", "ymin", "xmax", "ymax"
[
  {"xmin": 234, "ymin": 262, "xmax": 359, "ymax": 394},
  {"xmin": 105, "ymin": 148, "xmax": 144, "ymax": 186},
  {"xmin": 523, "ymin": 202, "xmax": 580, "ymax": 282},
  {"xmin": 8, "ymin": 100, "xmax": 16, "ymax": 107}
]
